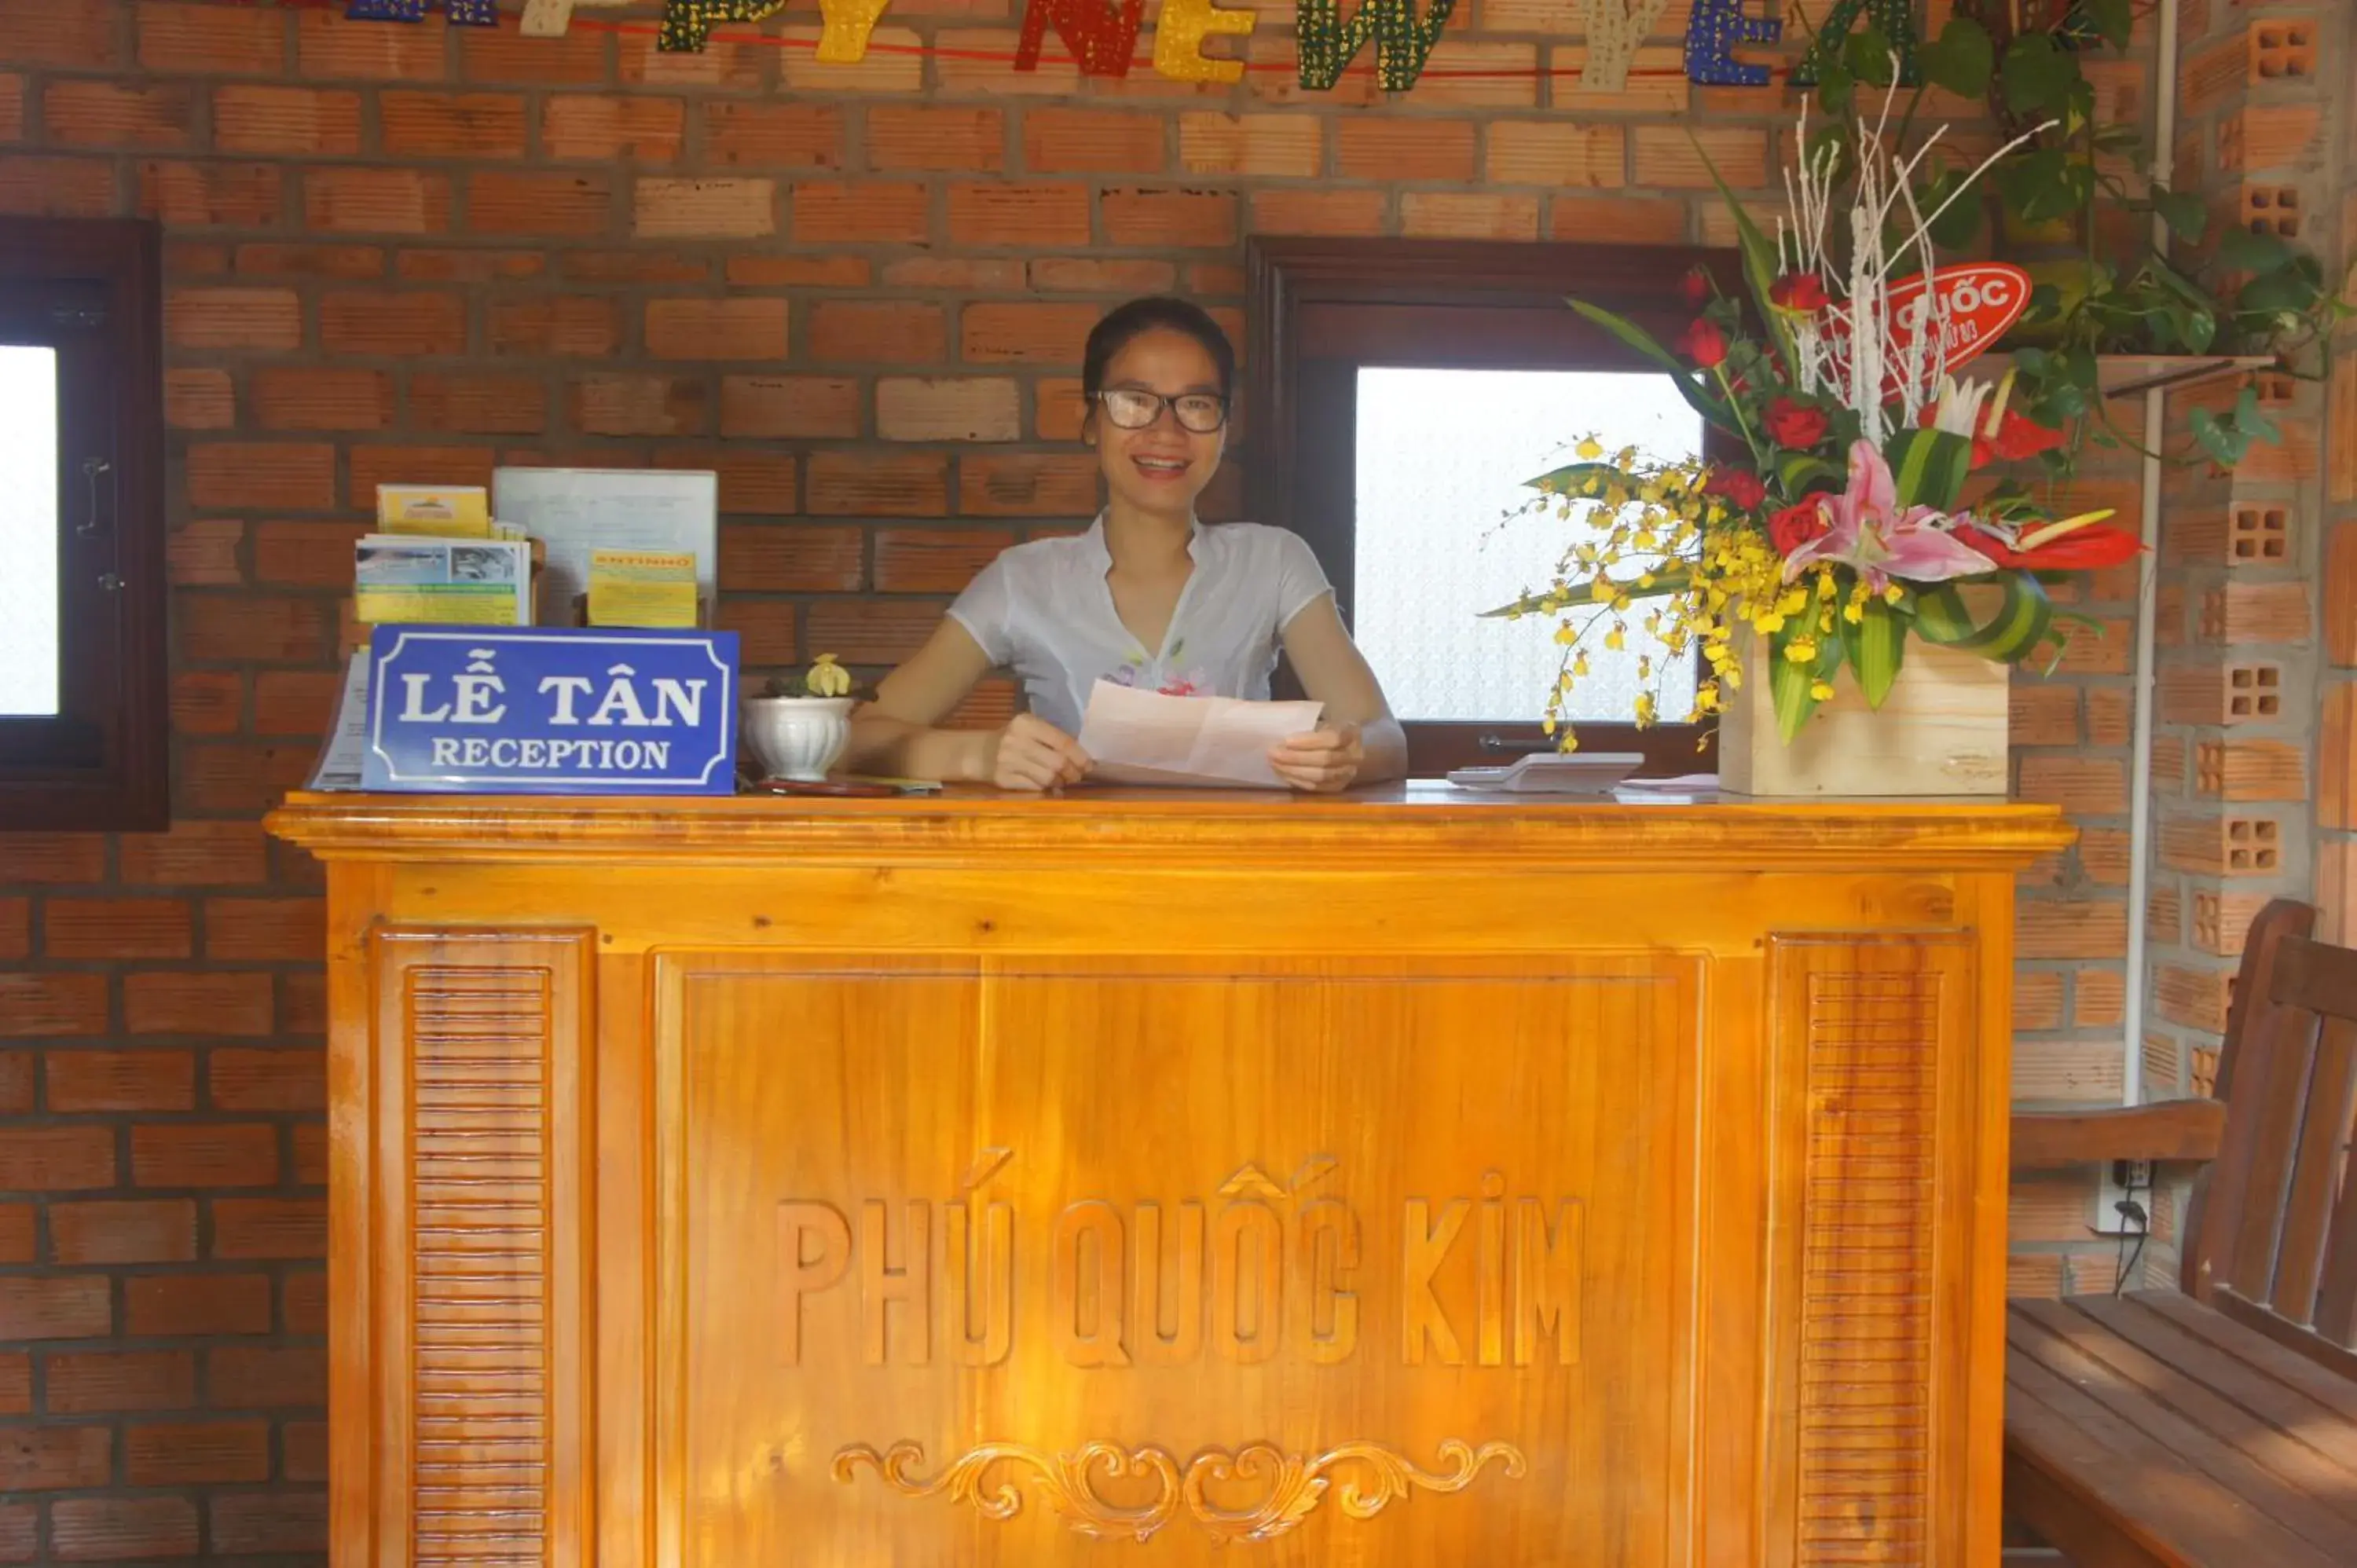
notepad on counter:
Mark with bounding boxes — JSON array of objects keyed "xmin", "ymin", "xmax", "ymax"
[
  {"xmin": 1076, "ymin": 680, "xmax": 1321, "ymax": 789},
  {"xmin": 587, "ymin": 548, "xmax": 698, "ymax": 628}
]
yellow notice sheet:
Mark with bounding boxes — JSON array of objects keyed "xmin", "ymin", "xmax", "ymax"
[{"xmin": 587, "ymin": 548, "xmax": 698, "ymax": 628}]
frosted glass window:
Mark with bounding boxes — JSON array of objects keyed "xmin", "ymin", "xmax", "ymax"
[
  {"xmin": 1353, "ymin": 368, "xmax": 1703, "ymax": 725},
  {"xmin": 0, "ymin": 346, "xmax": 59, "ymax": 717}
]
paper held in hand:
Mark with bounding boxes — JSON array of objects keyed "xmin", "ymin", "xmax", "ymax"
[{"xmin": 1076, "ymin": 680, "xmax": 1322, "ymax": 789}]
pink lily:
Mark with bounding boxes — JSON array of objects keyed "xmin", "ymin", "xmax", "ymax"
[{"xmin": 1781, "ymin": 440, "xmax": 2000, "ymax": 591}]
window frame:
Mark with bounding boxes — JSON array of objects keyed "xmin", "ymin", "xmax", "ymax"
[
  {"xmin": 1245, "ymin": 236, "xmax": 1743, "ymax": 777},
  {"xmin": 0, "ymin": 217, "xmax": 168, "ymax": 832}
]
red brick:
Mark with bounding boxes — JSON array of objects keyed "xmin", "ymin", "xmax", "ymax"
[
  {"xmin": 302, "ymin": 167, "xmax": 452, "ymax": 234},
  {"xmin": 2018, "ymin": 899, "xmax": 2131, "ymax": 960},
  {"xmin": 137, "ymin": 160, "xmax": 282, "ymax": 227},
  {"xmin": 165, "ymin": 288, "xmax": 299, "ymax": 352},
  {"xmin": 1550, "ymin": 195, "xmax": 1689, "ymax": 243},
  {"xmin": 1248, "ymin": 188, "xmax": 1386, "ymax": 236},
  {"xmin": 811, "ymin": 301, "xmax": 945, "ymax": 365},
  {"xmin": 959, "ymin": 453, "xmax": 1099, "ymax": 517},
  {"xmin": 0, "ymin": 974, "xmax": 106, "ymax": 1038},
  {"xmin": 320, "ymin": 291, "xmax": 464, "ymax": 356},
  {"xmin": 0, "ymin": 1277, "xmax": 111, "ymax": 1340},
  {"xmin": 291, "ymin": 1125, "xmax": 328, "ymax": 1189},
  {"xmin": 0, "ymin": 900, "xmax": 24, "ymax": 962},
  {"xmin": 233, "ymin": 241, "xmax": 382, "ymax": 279},
  {"xmin": 655, "ymin": 448, "xmax": 800, "ymax": 516},
  {"xmin": 545, "ymin": 93, "xmax": 684, "ymax": 163},
  {"xmin": 489, "ymin": 295, "xmax": 618, "ymax": 357},
  {"xmin": 470, "ymin": 170, "xmax": 613, "ymax": 237},
  {"xmin": 885, "ymin": 257, "xmax": 1025, "ymax": 290},
  {"xmin": 703, "ymin": 101, "xmax": 845, "ymax": 168},
  {"xmin": 44, "ymin": 897, "xmax": 193, "ymax": 960},
  {"xmin": 712, "ymin": 599, "xmax": 797, "ymax": 665},
  {"xmin": 1335, "ymin": 118, "xmax": 1475, "ymax": 181},
  {"xmin": 207, "ymin": 1345, "xmax": 325, "ymax": 1407},
  {"xmin": 179, "ymin": 742, "xmax": 317, "ymax": 815},
  {"xmin": 962, "ymin": 302, "xmax": 1099, "ymax": 365},
  {"xmin": 726, "ymin": 255, "xmax": 869, "ymax": 288},
  {"xmin": 44, "ymin": 81, "xmax": 193, "ymax": 148},
  {"xmin": 251, "ymin": 366, "xmax": 392, "ymax": 431},
  {"xmin": 178, "ymin": 592, "xmax": 328, "ymax": 664},
  {"xmin": 166, "ymin": 520, "xmax": 241, "ymax": 588},
  {"xmin": 124, "ymin": 972, "xmax": 273, "ymax": 1037},
  {"xmin": 0, "ymin": 1349, "xmax": 26, "ymax": 1406},
  {"xmin": 283, "ymin": 1420, "xmax": 328, "ymax": 1482},
  {"xmin": 1178, "ymin": 112, "xmax": 1321, "ymax": 178},
  {"xmin": 646, "ymin": 298, "xmax": 790, "ymax": 361},
  {"xmin": 875, "ymin": 527, "xmax": 1015, "ymax": 592},
  {"xmin": 0, "ymin": 0, "xmax": 118, "ymax": 68},
  {"xmin": 3, "ymin": 835, "xmax": 107, "ymax": 881},
  {"xmin": 126, "ymin": 1420, "xmax": 269, "ymax": 1486},
  {"xmin": 718, "ymin": 376, "xmax": 860, "ymax": 439},
  {"xmin": 120, "ymin": 820, "xmax": 267, "ymax": 885},
  {"xmin": 1029, "ymin": 258, "xmax": 1175, "ymax": 294},
  {"xmin": 878, "ymin": 379, "xmax": 1021, "ymax": 442},
  {"xmin": 1402, "ymin": 191, "xmax": 1541, "ymax": 240},
  {"xmin": 172, "ymin": 669, "xmax": 240, "ymax": 737},
  {"xmin": 619, "ymin": 31, "xmax": 764, "ymax": 89},
  {"xmin": 213, "ymin": 1197, "xmax": 326, "ymax": 1260},
  {"xmin": 295, "ymin": 8, "xmax": 443, "ymax": 81},
  {"xmin": 138, "ymin": 2, "xmax": 284, "ymax": 74},
  {"xmin": 870, "ymin": 104, "xmax": 1004, "ymax": 172},
  {"xmin": 46, "ymin": 1050, "xmax": 196, "ymax": 1113},
  {"xmin": 1487, "ymin": 122, "xmax": 1628, "ymax": 188},
  {"xmin": 0, "ymin": 1128, "xmax": 113, "ymax": 1190},
  {"xmin": 949, "ymin": 181, "xmax": 1092, "ymax": 246},
  {"xmin": 163, "ymin": 369, "xmax": 232, "ymax": 430},
  {"xmin": 203, "ymin": 898, "xmax": 322, "ymax": 962},
  {"xmin": 0, "ymin": 1427, "xmax": 112, "ymax": 1489},
  {"xmin": 718, "ymin": 525, "xmax": 864, "ymax": 592},
  {"xmin": 349, "ymin": 445, "xmax": 495, "ymax": 505},
  {"xmin": 792, "ymin": 180, "xmax": 929, "ymax": 244},
  {"xmin": 213, "ymin": 85, "xmax": 361, "ymax": 156},
  {"xmin": 807, "ymin": 452, "xmax": 949, "ymax": 516},
  {"xmin": 1021, "ymin": 108, "xmax": 1165, "ymax": 173},
  {"xmin": 2325, "ymin": 686, "xmax": 2356, "ymax": 831},
  {"xmin": 49, "ymin": 1349, "xmax": 196, "ymax": 1414},
  {"xmin": 125, "ymin": 1273, "xmax": 269, "ymax": 1338},
  {"xmin": 51, "ymin": 1200, "xmax": 197, "ymax": 1266},
  {"xmin": 379, "ymin": 89, "xmax": 526, "ymax": 160},
  {"xmin": 252, "ymin": 521, "xmax": 363, "ymax": 589},
  {"xmin": 0, "ymin": 1056, "xmax": 28, "ymax": 1116},
  {"xmin": 50, "ymin": 1497, "xmax": 200, "ymax": 1562},
  {"xmin": 408, "ymin": 372, "xmax": 545, "ymax": 436},
  {"xmin": 1633, "ymin": 125, "xmax": 1769, "ymax": 189},
  {"xmin": 399, "ymin": 247, "xmax": 545, "ymax": 284},
  {"xmin": 209, "ymin": 1493, "xmax": 325, "ymax": 1556},
  {"xmin": 131, "ymin": 1123, "xmax": 277, "ymax": 1189},
  {"xmin": 799, "ymin": 599, "xmax": 947, "ymax": 665},
  {"xmin": 461, "ymin": 21, "xmax": 607, "ymax": 83},
  {"xmin": 634, "ymin": 176, "xmax": 775, "ymax": 239},
  {"xmin": 207, "ymin": 1048, "xmax": 324, "ymax": 1112},
  {"xmin": 2326, "ymin": 523, "xmax": 2355, "ymax": 665},
  {"xmin": 570, "ymin": 375, "xmax": 706, "ymax": 437},
  {"xmin": 0, "ymin": 75, "xmax": 17, "ymax": 143},
  {"xmin": 252, "ymin": 670, "xmax": 342, "ymax": 736},
  {"xmin": 0, "ymin": 156, "xmax": 118, "ymax": 218},
  {"xmin": 2016, "ymin": 757, "xmax": 2128, "ymax": 816}
]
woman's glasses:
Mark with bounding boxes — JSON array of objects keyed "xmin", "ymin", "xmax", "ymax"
[{"xmin": 1094, "ymin": 388, "xmax": 1230, "ymax": 434}]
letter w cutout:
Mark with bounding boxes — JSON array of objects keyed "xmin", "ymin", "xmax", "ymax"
[
  {"xmin": 1296, "ymin": 0, "xmax": 1461, "ymax": 93},
  {"xmin": 1016, "ymin": 0, "xmax": 1147, "ymax": 76}
]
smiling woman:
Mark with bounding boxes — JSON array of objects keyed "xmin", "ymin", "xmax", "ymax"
[{"xmin": 841, "ymin": 297, "xmax": 1409, "ymax": 793}]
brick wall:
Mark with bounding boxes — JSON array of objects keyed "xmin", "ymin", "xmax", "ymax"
[{"xmin": 0, "ymin": 0, "xmax": 2225, "ymax": 1557}]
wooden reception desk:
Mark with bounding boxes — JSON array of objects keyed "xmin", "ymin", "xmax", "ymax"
[{"xmin": 267, "ymin": 787, "xmax": 2071, "ymax": 1568}]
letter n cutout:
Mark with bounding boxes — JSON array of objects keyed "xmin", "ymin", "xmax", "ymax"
[{"xmin": 1017, "ymin": 0, "xmax": 1147, "ymax": 76}]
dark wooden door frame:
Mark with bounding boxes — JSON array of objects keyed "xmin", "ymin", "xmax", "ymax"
[{"xmin": 1243, "ymin": 237, "xmax": 1741, "ymax": 775}]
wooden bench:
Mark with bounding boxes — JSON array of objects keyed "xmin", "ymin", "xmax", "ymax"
[{"xmin": 2004, "ymin": 898, "xmax": 2357, "ymax": 1566}]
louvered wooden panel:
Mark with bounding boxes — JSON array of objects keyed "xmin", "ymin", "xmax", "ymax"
[
  {"xmin": 1798, "ymin": 971, "xmax": 1938, "ymax": 1567},
  {"xmin": 409, "ymin": 965, "xmax": 552, "ymax": 1568}
]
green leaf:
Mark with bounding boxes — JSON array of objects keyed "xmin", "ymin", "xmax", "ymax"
[
  {"xmin": 1919, "ymin": 165, "xmax": 1983, "ymax": 249},
  {"xmin": 1918, "ymin": 16, "xmax": 1993, "ymax": 99},
  {"xmin": 1815, "ymin": 58, "xmax": 1855, "ymax": 115},
  {"xmin": 1883, "ymin": 427, "xmax": 1972, "ymax": 511},
  {"xmin": 1564, "ymin": 298, "xmax": 1735, "ymax": 429},
  {"xmin": 1690, "ymin": 138, "xmax": 1797, "ymax": 374},
  {"xmin": 2084, "ymin": 0, "xmax": 2133, "ymax": 49},
  {"xmin": 2000, "ymin": 33, "xmax": 2074, "ymax": 117},
  {"xmin": 1777, "ymin": 452, "xmax": 1841, "ymax": 494},
  {"xmin": 2216, "ymin": 226, "xmax": 2297, "ymax": 274},
  {"xmin": 1913, "ymin": 574, "xmax": 2055, "ymax": 663},
  {"xmin": 2235, "ymin": 269, "xmax": 2319, "ymax": 317},
  {"xmin": 1481, "ymin": 566, "xmax": 1691, "ymax": 620},
  {"xmin": 2151, "ymin": 189, "xmax": 2207, "ymax": 244},
  {"xmin": 2232, "ymin": 386, "xmax": 2279, "ymax": 445},
  {"xmin": 1523, "ymin": 460, "xmax": 1621, "ymax": 496},
  {"xmin": 1845, "ymin": 24, "xmax": 1895, "ymax": 87},
  {"xmin": 2188, "ymin": 406, "xmax": 2247, "ymax": 468},
  {"xmin": 1996, "ymin": 147, "xmax": 2088, "ymax": 225},
  {"xmin": 1850, "ymin": 595, "xmax": 1905, "ymax": 709},
  {"xmin": 1768, "ymin": 624, "xmax": 1821, "ymax": 744}
]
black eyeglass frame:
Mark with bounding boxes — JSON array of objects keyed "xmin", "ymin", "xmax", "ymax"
[{"xmin": 1090, "ymin": 388, "xmax": 1231, "ymax": 434}]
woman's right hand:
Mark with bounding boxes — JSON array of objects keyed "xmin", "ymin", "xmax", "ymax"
[{"xmin": 984, "ymin": 713, "xmax": 1091, "ymax": 791}]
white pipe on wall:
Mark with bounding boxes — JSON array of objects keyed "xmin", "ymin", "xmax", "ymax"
[{"xmin": 2120, "ymin": 0, "xmax": 2184, "ymax": 1108}]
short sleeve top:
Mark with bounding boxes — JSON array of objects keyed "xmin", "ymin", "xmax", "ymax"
[{"xmin": 945, "ymin": 515, "xmax": 1335, "ymax": 735}]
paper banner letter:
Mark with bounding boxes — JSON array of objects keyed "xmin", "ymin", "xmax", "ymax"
[
  {"xmin": 660, "ymin": 0, "xmax": 792, "ymax": 51},
  {"xmin": 520, "ymin": 0, "xmax": 635, "ymax": 37},
  {"xmin": 1682, "ymin": 0, "xmax": 1780, "ymax": 86},
  {"xmin": 1017, "ymin": 0, "xmax": 1146, "ymax": 76},
  {"xmin": 816, "ymin": 0, "xmax": 893, "ymax": 61},
  {"xmin": 346, "ymin": 0, "xmax": 500, "ymax": 20},
  {"xmin": 1791, "ymin": 0, "xmax": 1919, "ymax": 85},
  {"xmin": 1578, "ymin": 0, "xmax": 1667, "ymax": 92},
  {"xmin": 1296, "ymin": 0, "xmax": 1459, "ymax": 92},
  {"xmin": 1153, "ymin": 0, "xmax": 1255, "ymax": 82}
]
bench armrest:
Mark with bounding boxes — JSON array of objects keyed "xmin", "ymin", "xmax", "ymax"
[{"xmin": 2010, "ymin": 1101, "xmax": 2227, "ymax": 1171}]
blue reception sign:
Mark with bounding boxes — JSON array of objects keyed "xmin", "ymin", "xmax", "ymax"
[{"xmin": 362, "ymin": 626, "xmax": 739, "ymax": 794}]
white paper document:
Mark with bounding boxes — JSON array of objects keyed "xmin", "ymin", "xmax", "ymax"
[
  {"xmin": 1077, "ymin": 680, "xmax": 1323, "ymax": 789},
  {"xmin": 492, "ymin": 467, "xmax": 717, "ymax": 623},
  {"xmin": 303, "ymin": 651, "xmax": 370, "ymax": 791}
]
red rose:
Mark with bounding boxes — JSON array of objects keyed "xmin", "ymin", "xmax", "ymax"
[
  {"xmin": 1679, "ymin": 267, "xmax": 1713, "ymax": 306},
  {"xmin": 1678, "ymin": 318, "xmax": 1728, "ymax": 368},
  {"xmin": 1769, "ymin": 499, "xmax": 1829, "ymax": 557},
  {"xmin": 1769, "ymin": 273, "xmax": 1830, "ymax": 313},
  {"xmin": 1765, "ymin": 397, "xmax": 1829, "ymax": 449},
  {"xmin": 1703, "ymin": 467, "xmax": 1767, "ymax": 510}
]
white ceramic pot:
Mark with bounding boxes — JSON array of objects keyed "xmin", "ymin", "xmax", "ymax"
[{"xmin": 741, "ymin": 697, "xmax": 855, "ymax": 782}]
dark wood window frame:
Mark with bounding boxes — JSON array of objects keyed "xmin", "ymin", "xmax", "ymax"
[
  {"xmin": 1244, "ymin": 236, "xmax": 1742, "ymax": 777},
  {"xmin": 0, "ymin": 218, "xmax": 168, "ymax": 832}
]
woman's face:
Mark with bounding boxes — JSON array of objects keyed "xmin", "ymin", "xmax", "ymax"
[{"xmin": 1087, "ymin": 327, "xmax": 1227, "ymax": 522}]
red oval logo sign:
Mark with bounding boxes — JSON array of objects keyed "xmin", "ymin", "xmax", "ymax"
[{"xmin": 1817, "ymin": 262, "xmax": 2032, "ymax": 397}]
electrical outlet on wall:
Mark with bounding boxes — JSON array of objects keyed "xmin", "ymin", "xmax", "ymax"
[{"xmin": 2092, "ymin": 1159, "xmax": 2154, "ymax": 1238}]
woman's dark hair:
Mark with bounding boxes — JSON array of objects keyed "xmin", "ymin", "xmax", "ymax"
[{"xmin": 1082, "ymin": 296, "xmax": 1236, "ymax": 401}]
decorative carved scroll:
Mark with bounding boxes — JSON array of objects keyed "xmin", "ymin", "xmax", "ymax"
[{"xmin": 833, "ymin": 1438, "xmax": 1525, "ymax": 1544}]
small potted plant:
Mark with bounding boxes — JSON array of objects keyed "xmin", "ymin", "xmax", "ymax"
[{"xmin": 741, "ymin": 654, "xmax": 858, "ymax": 782}]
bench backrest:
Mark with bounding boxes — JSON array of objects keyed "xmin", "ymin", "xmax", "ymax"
[{"xmin": 2183, "ymin": 898, "xmax": 2357, "ymax": 1376}]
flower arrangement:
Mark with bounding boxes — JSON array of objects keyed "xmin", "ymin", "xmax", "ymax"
[
  {"xmin": 761, "ymin": 652, "xmax": 856, "ymax": 700},
  {"xmin": 1497, "ymin": 92, "xmax": 2143, "ymax": 748}
]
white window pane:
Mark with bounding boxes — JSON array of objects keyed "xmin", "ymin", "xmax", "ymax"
[
  {"xmin": 1353, "ymin": 367, "xmax": 1702, "ymax": 725},
  {"xmin": 0, "ymin": 346, "xmax": 59, "ymax": 717}
]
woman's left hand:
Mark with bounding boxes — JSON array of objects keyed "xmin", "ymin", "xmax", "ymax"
[{"xmin": 1270, "ymin": 723, "xmax": 1364, "ymax": 793}]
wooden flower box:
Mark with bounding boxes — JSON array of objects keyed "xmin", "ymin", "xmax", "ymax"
[{"xmin": 1716, "ymin": 636, "xmax": 2011, "ymax": 797}]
